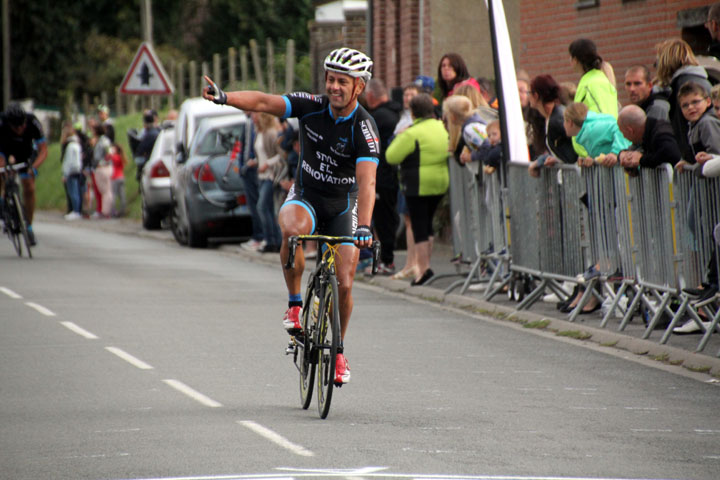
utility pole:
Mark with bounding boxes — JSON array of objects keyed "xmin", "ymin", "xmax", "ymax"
[{"xmin": 2, "ymin": 0, "xmax": 10, "ymax": 109}]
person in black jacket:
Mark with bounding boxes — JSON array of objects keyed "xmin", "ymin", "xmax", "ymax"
[
  {"xmin": 364, "ymin": 78, "xmax": 402, "ymax": 274},
  {"xmin": 706, "ymin": 3, "xmax": 720, "ymax": 61},
  {"xmin": 616, "ymin": 105, "xmax": 680, "ymax": 171},
  {"xmin": 527, "ymin": 74, "xmax": 578, "ymax": 177}
]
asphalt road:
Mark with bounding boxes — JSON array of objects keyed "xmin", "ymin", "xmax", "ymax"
[{"xmin": 1, "ymin": 220, "xmax": 719, "ymax": 480}]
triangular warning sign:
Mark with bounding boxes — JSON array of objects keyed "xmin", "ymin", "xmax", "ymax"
[{"xmin": 120, "ymin": 42, "xmax": 174, "ymax": 95}]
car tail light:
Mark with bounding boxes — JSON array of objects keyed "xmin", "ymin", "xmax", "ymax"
[
  {"xmin": 193, "ymin": 163, "xmax": 216, "ymax": 182},
  {"xmin": 237, "ymin": 194, "xmax": 246, "ymax": 205},
  {"xmin": 150, "ymin": 162, "xmax": 170, "ymax": 178}
]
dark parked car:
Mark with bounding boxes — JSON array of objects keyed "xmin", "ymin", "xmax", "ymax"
[{"xmin": 169, "ymin": 114, "xmax": 252, "ymax": 248}]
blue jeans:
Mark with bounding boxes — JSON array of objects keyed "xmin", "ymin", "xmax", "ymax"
[
  {"xmin": 241, "ymin": 168, "xmax": 263, "ymax": 241},
  {"xmin": 257, "ymin": 179, "xmax": 281, "ymax": 247},
  {"xmin": 66, "ymin": 174, "xmax": 83, "ymax": 213}
]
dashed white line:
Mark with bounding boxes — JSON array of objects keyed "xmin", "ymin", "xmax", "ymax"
[
  {"xmin": 0, "ymin": 286, "xmax": 22, "ymax": 299},
  {"xmin": 105, "ymin": 347, "xmax": 154, "ymax": 370},
  {"xmin": 60, "ymin": 321, "xmax": 99, "ymax": 339},
  {"xmin": 24, "ymin": 302, "xmax": 56, "ymax": 316},
  {"xmin": 163, "ymin": 379, "xmax": 222, "ymax": 408},
  {"xmin": 238, "ymin": 420, "xmax": 314, "ymax": 457}
]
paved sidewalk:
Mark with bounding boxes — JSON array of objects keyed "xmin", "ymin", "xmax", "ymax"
[{"xmin": 35, "ymin": 210, "xmax": 720, "ymax": 378}]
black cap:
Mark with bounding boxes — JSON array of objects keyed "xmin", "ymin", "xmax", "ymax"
[{"xmin": 5, "ymin": 102, "xmax": 26, "ymax": 127}]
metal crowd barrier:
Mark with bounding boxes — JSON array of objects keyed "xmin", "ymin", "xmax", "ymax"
[
  {"xmin": 666, "ymin": 166, "xmax": 720, "ymax": 353},
  {"xmin": 499, "ymin": 162, "xmax": 587, "ymax": 310},
  {"xmin": 446, "ymin": 159, "xmax": 720, "ymax": 355}
]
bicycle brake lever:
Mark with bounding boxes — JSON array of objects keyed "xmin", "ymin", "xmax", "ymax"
[
  {"xmin": 371, "ymin": 240, "xmax": 381, "ymax": 275},
  {"xmin": 284, "ymin": 236, "xmax": 298, "ymax": 270}
]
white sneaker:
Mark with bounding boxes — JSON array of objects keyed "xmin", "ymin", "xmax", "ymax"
[
  {"xmin": 543, "ymin": 293, "xmax": 560, "ymax": 303},
  {"xmin": 673, "ymin": 319, "xmax": 711, "ymax": 335},
  {"xmin": 241, "ymin": 239, "xmax": 263, "ymax": 252},
  {"xmin": 64, "ymin": 212, "xmax": 82, "ymax": 221}
]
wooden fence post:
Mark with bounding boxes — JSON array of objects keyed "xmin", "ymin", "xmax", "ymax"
[
  {"xmin": 189, "ymin": 61, "xmax": 197, "ymax": 98},
  {"xmin": 250, "ymin": 39, "xmax": 265, "ymax": 91},
  {"xmin": 213, "ymin": 53, "xmax": 221, "ymax": 86},
  {"xmin": 285, "ymin": 39, "xmax": 295, "ymax": 93},
  {"xmin": 228, "ymin": 47, "xmax": 236, "ymax": 87},
  {"xmin": 178, "ymin": 62, "xmax": 185, "ymax": 103},
  {"xmin": 240, "ymin": 46, "xmax": 249, "ymax": 89},
  {"xmin": 267, "ymin": 38, "xmax": 275, "ymax": 94}
]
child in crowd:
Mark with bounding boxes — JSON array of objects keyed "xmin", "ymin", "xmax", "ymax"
[
  {"xmin": 562, "ymin": 102, "xmax": 630, "ymax": 167},
  {"xmin": 710, "ymin": 84, "xmax": 720, "ymax": 118},
  {"xmin": 473, "ymin": 120, "xmax": 503, "ymax": 175},
  {"xmin": 676, "ymin": 81, "xmax": 720, "ymax": 173},
  {"xmin": 110, "ymin": 143, "xmax": 127, "ymax": 217}
]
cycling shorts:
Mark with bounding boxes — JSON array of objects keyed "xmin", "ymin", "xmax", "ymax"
[{"xmin": 281, "ymin": 184, "xmax": 358, "ymax": 238}]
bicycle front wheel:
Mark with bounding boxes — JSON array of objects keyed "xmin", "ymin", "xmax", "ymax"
[
  {"xmin": 14, "ymin": 193, "xmax": 32, "ymax": 258},
  {"xmin": 4, "ymin": 195, "xmax": 22, "ymax": 256},
  {"xmin": 298, "ymin": 285, "xmax": 317, "ymax": 410},
  {"xmin": 316, "ymin": 274, "xmax": 340, "ymax": 419}
]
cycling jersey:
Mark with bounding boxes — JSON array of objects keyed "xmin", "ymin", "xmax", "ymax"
[
  {"xmin": 0, "ymin": 113, "xmax": 46, "ymax": 173},
  {"xmin": 281, "ymin": 93, "xmax": 379, "ymax": 219}
]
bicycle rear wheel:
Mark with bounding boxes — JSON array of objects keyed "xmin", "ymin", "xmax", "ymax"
[
  {"xmin": 14, "ymin": 193, "xmax": 32, "ymax": 258},
  {"xmin": 297, "ymin": 285, "xmax": 317, "ymax": 410},
  {"xmin": 316, "ymin": 274, "xmax": 340, "ymax": 419}
]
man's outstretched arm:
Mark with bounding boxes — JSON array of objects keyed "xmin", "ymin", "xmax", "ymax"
[{"xmin": 202, "ymin": 75, "xmax": 287, "ymax": 117}]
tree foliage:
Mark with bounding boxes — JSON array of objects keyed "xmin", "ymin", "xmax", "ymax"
[{"xmin": 2, "ymin": 0, "xmax": 313, "ymax": 107}]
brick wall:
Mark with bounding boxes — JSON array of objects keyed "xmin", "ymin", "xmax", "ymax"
[{"xmin": 519, "ymin": 0, "xmax": 713, "ymax": 105}]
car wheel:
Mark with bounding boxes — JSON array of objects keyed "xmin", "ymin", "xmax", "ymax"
[
  {"xmin": 187, "ymin": 220, "xmax": 208, "ymax": 248},
  {"xmin": 142, "ymin": 198, "xmax": 163, "ymax": 230},
  {"xmin": 169, "ymin": 198, "xmax": 188, "ymax": 246}
]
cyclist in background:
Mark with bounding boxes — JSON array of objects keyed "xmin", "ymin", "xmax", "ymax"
[
  {"xmin": 203, "ymin": 47, "xmax": 379, "ymax": 385},
  {"xmin": 0, "ymin": 103, "xmax": 48, "ymax": 245}
]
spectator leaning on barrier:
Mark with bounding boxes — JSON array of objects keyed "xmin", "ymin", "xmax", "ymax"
[
  {"xmin": 364, "ymin": 78, "xmax": 402, "ymax": 274},
  {"xmin": 568, "ymin": 38, "xmax": 619, "ymax": 159},
  {"xmin": 655, "ymin": 38, "xmax": 713, "ymax": 163},
  {"xmin": 706, "ymin": 2, "xmax": 720, "ymax": 61},
  {"xmin": 527, "ymin": 74, "xmax": 578, "ymax": 178},
  {"xmin": 562, "ymin": 102, "xmax": 631, "ymax": 168},
  {"xmin": 386, "ymin": 93, "xmax": 450, "ymax": 287},
  {"xmin": 675, "ymin": 81, "xmax": 720, "ymax": 174},
  {"xmin": 623, "ymin": 65, "xmax": 671, "ymax": 122},
  {"xmin": 616, "ymin": 105, "xmax": 680, "ymax": 172}
]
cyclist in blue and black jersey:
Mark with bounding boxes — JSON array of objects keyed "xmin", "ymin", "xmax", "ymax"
[
  {"xmin": 203, "ymin": 47, "xmax": 379, "ymax": 385},
  {"xmin": 0, "ymin": 103, "xmax": 48, "ymax": 245}
]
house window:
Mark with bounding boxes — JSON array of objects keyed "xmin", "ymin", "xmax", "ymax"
[{"xmin": 575, "ymin": 0, "xmax": 599, "ymax": 9}]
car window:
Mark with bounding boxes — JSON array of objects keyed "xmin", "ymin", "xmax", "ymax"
[{"xmin": 196, "ymin": 124, "xmax": 246, "ymax": 155}]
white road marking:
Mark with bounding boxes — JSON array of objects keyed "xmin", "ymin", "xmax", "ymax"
[
  {"xmin": 105, "ymin": 347, "xmax": 154, "ymax": 370},
  {"xmin": 60, "ymin": 321, "xmax": 98, "ymax": 339},
  {"xmin": 25, "ymin": 302, "xmax": 56, "ymax": 316},
  {"xmin": 111, "ymin": 473, "xmax": 682, "ymax": 480},
  {"xmin": 238, "ymin": 420, "xmax": 314, "ymax": 457},
  {"xmin": 163, "ymin": 379, "xmax": 222, "ymax": 408},
  {"xmin": 695, "ymin": 429, "xmax": 720, "ymax": 435},
  {"xmin": 631, "ymin": 428, "xmax": 673, "ymax": 433},
  {"xmin": 0, "ymin": 286, "xmax": 22, "ymax": 299}
]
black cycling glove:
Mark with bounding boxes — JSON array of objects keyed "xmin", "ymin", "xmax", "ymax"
[
  {"xmin": 354, "ymin": 225, "xmax": 373, "ymax": 243},
  {"xmin": 206, "ymin": 80, "xmax": 227, "ymax": 105}
]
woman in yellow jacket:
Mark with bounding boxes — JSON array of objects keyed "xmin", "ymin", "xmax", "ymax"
[{"xmin": 386, "ymin": 93, "xmax": 449, "ymax": 286}]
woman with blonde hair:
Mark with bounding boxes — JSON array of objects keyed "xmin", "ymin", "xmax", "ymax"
[
  {"xmin": 252, "ymin": 111, "xmax": 284, "ymax": 253},
  {"xmin": 452, "ymin": 83, "xmax": 498, "ymax": 124},
  {"xmin": 655, "ymin": 38, "xmax": 713, "ymax": 162}
]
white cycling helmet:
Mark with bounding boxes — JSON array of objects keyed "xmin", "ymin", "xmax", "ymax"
[{"xmin": 324, "ymin": 48, "xmax": 373, "ymax": 82}]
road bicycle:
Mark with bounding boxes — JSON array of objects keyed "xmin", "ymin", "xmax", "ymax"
[
  {"xmin": 285, "ymin": 235, "xmax": 379, "ymax": 419},
  {"xmin": 1, "ymin": 162, "xmax": 32, "ymax": 258}
]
